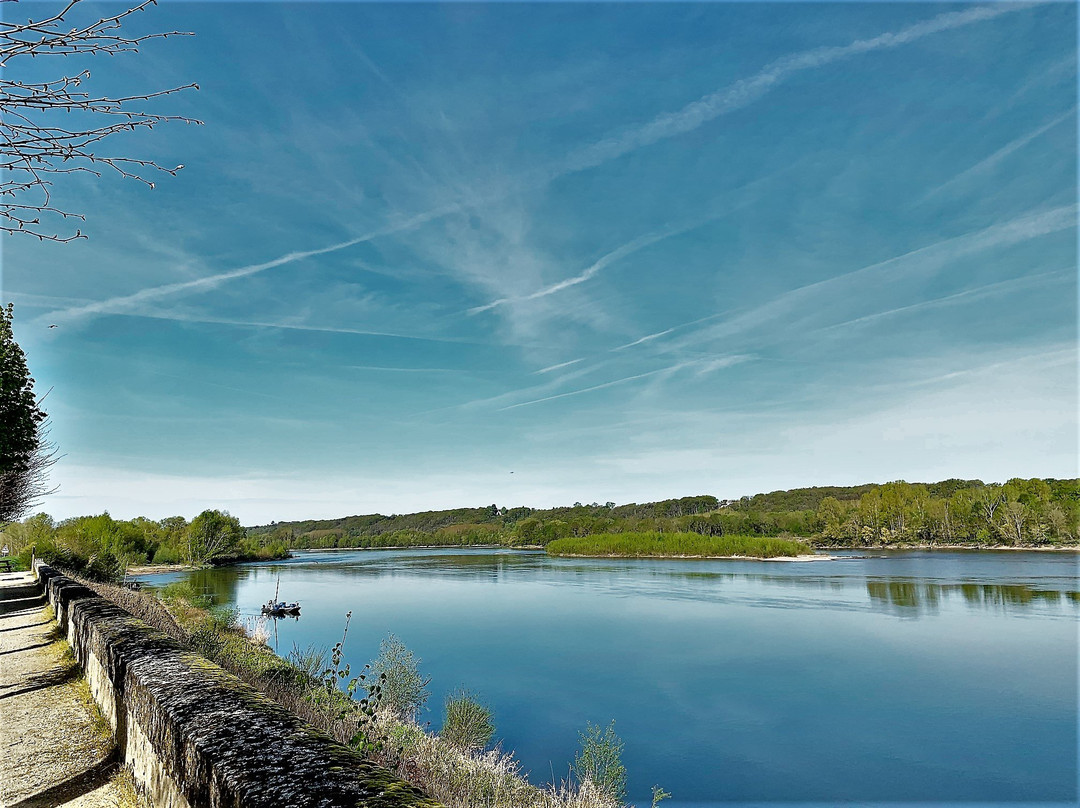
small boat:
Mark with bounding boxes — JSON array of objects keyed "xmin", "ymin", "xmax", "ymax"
[
  {"xmin": 261, "ymin": 579, "xmax": 300, "ymax": 616},
  {"xmin": 261, "ymin": 600, "xmax": 301, "ymax": 616}
]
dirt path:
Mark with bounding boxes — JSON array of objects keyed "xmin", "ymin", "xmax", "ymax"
[{"xmin": 0, "ymin": 571, "xmax": 139, "ymax": 808}]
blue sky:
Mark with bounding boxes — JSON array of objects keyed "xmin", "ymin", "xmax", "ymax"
[{"xmin": 3, "ymin": 1, "xmax": 1076, "ymax": 523}]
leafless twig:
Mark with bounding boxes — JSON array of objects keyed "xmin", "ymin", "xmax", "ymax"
[{"xmin": 0, "ymin": 0, "xmax": 201, "ymax": 241}]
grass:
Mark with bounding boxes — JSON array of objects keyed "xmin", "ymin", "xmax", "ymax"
[{"xmin": 546, "ymin": 532, "xmax": 813, "ymax": 559}]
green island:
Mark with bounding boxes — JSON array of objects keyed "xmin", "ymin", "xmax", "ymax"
[{"xmin": 545, "ymin": 532, "xmax": 813, "ymax": 559}]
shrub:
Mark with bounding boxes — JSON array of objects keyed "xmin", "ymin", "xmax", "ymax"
[
  {"xmin": 159, "ymin": 580, "xmax": 212, "ymax": 608},
  {"xmin": 441, "ymin": 690, "xmax": 495, "ymax": 753},
  {"xmin": 573, "ymin": 721, "xmax": 627, "ymax": 804},
  {"xmin": 368, "ymin": 633, "xmax": 430, "ymax": 721},
  {"xmin": 207, "ymin": 605, "xmax": 240, "ymax": 632}
]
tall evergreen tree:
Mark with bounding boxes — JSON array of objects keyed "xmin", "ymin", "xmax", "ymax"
[{"xmin": 0, "ymin": 304, "xmax": 52, "ymax": 522}]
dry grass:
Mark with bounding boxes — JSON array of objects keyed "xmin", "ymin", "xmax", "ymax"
[{"xmin": 375, "ymin": 713, "xmax": 618, "ymax": 808}]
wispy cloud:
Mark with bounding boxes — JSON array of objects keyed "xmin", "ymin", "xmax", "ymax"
[
  {"xmin": 87, "ymin": 308, "xmax": 487, "ymax": 346},
  {"xmin": 535, "ymin": 358, "xmax": 585, "ymax": 374},
  {"xmin": 467, "ymin": 224, "xmax": 703, "ymax": 315},
  {"xmin": 814, "ymin": 269, "xmax": 1073, "ymax": 335},
  {"xmin": 671, "ymin": 204, "xmax": 1077, "ymax": 350},
  {"xmin": 42, "ymin": 206, "xmax": 459, "ymax": 327},
  {"xmin": 553, "ymin": 4, "xmax": 1028, "ymax": 178},
  {"xmin": 923, "ymin": 109, "xmax": 1075, "ymax": 201},
  {"xmin": 500, "ymin": 356, "xmax": 749, "ymax": 411},
  {"xmin": 498, "ymin": 367, "xmax": 673, "ymax": 411},
  {"xmin": 49, "ymin": 3, "xmax": 1027, "ymax": 330}
]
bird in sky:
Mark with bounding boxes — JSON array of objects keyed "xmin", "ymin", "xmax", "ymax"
[{"xmin": 48, "ymin": 324, "xmax": 58, "ymax": 329}]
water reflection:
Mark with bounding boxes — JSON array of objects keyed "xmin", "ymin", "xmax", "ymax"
[
  {"xmin": 149, "ymin": 549, "xmax": 1080, "ymax": 619},
  {"xmin": 867, "ymin": 579, "xmax": 1079, "ymax": 614},
  {"xmin": 137, "ymin": 548, "xmax": 1078, "ymax": 804}
]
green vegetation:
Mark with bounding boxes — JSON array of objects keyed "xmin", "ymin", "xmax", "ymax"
[
  {"xmin": 369, "ymin": 633, "xmax": 431, "ymax": 722},
  {"xmin": 573, "ymin": 721, "xmax": 628, "ymax": 804},
  {"xmin": 441, "ymin": 691, "xmax": 495, "ymax": 754},
  {"xmin": 547, "ymin": 532, "xmax": 812, "ymax": 559},
  {"xmin": 0, "ymin": 509, "xmax": 290, "ymax": 577},
  {"xmin": 4, "ymin": 477, "xmax": 1074, "ymax": 578},
  {"xmin": 247, "ymin": 478, "xmax": 1078, "ymax": 551},
  {"xmin": 0, "ymin": 303, "xmax": 55, "ymax": 523}
]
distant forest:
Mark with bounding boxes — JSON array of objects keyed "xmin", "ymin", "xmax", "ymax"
[
  {"xmin": 3, "ymin": 478, "xmax": 1075, "ymax": 574},
  {"xmin": 248, "ymin": 477, "xmax": 1078, "ymax": 550}
]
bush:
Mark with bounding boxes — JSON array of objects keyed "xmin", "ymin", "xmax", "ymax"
[
  {"xmin": 368, "ymin": 633, "xmax": 430, "ymax": 721},
  {"xmin": 160, "ymin": 580, "xmax": 212, "ymax": 608},
  {"xmin": 573, "ymin": 721, "xmax": 627, "ymax": 804},
  {"xmin": 441, "ymin": 690, "xmax": 495, "ymax": 753}
]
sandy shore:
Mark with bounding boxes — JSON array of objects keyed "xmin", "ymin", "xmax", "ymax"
[
  {"xmin": 126, "ymin": 563, "xmax": 199, "ymax": 575},
  {"xmin": 553, "ymin": 552, "xmax": 839, "ymax": 561}
]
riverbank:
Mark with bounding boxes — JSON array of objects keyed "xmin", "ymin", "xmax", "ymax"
[
  {"xmin": 79, "ymin": 577, "xmax": 621, "ymax": 808},
  {"xmin": 125, "ymin": 551, "xmax": 295, "ymax": 576}
]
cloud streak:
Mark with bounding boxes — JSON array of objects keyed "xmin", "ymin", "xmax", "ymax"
[
  {"xmin": 815, "ymin": 268, "xmax": 1073, "ymax": 335},
  {"xmin": 500, "ymin": 356, "xmax": 749, "ymax": 411},
  {"xmin": 43, "ymin": 206, "xmax": 459, "ymax": 326},
  {"xmin": 671, "ymin": 204, "xmax": 1077, "ymax": 350},
  {"xmin": 554, "ymin": 3, "xmax": 1030, "ymax": 177},
  {"xmin": 923, "ymin": 108, "xmax": 1075, "ymax": 200},
  {"xmin": 497, "ymin": 367, "xmax": 673, "ymax": 411},
  {"xmin": 467, "ymin": 226, "xmax": 693, "ymax": 315},
  {"xmin": 85, "ymin": 308, "xmax": 489, "ymax": 345},
  {"xmin": 48, "ymin": 4, "xmax": 1028, "ymax": 327}
]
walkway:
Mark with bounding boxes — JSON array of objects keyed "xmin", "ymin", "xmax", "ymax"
[{"xmin": 0, "ymin": 570, "xmax": 133, "ymax": 808}]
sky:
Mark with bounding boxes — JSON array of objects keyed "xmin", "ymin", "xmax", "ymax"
[{"xmin": 2, "ymin": 1, "xmax": 1076, "ymax": 524}]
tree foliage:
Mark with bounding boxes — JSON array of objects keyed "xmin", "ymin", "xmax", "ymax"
[
  {"xmin": 367, "ymin": 633, "xmax": 430, "ymax": 722},
  {"xmin": 246, "ymin": 479, "xmax": 1077, "ymax": 551},
  {"xmin": 573, "ymin": 720, "xmax": 627, "ymax": 804},
  {"xmin": 1, "ymin": 508, "xmax": 288, "ymax": 571},
  {"xmin": 0, "ymin": 304, "xmax": 55, "ymax": 523},
  {"xmin": 186, "ymin": 509, "xmax": 244, "ymax": 565}
]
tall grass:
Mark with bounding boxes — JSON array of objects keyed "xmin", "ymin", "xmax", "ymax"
[{"xmin": 546, "ymin": 532, "xmax": 812, "ymax": 559}]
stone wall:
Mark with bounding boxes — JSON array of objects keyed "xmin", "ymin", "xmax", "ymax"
[{"xmin": 35, "ymin": 563, "xmax": 442, "ymax": 808}]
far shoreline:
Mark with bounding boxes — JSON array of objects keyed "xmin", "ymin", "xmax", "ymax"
[
  {"xmin": 125, "ymin": 543, "xmax": 1080, "ymax": 574},
  {"xmin": 549, "ymin": 551, "xmax": 838, "ymax": 561}
]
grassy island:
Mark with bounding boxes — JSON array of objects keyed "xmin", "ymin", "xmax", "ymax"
[{"xmin": 545, "ymin": 532, "xmax": 814, "ymax": 559}]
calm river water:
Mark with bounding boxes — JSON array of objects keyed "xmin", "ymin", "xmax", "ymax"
[{"xmin": 140, "ymin": 549, "xmax": 1078, "ymax": 806}]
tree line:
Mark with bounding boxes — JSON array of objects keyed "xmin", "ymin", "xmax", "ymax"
[
  {"xmin": 250, "ymin": 479, "xmax": 1077, "ymax": 550},
  {"xmin": 3, "ymin": 479, "xmax": 1074, "ymax": 576},
  {"xmin": 1, "ymin": 509, "xmax": 289, "ymax": 578}
]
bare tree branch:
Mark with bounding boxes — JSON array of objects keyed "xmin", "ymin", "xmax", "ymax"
[
  {"xmin": 0, "ymin": 419, "xmax": 61, "ymax": 523},
  {"xmin": 0, "ymin": 0, "xmax": 201, "ymax": 241}
]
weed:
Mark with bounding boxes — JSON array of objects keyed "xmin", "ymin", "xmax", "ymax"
[
  {"xmin": 573, "ymin": 721, "xmax": 627, "ymax": 804},
  {"xmin": 441, "ymin": 690, "xmax": 495, "ymax": 753}
]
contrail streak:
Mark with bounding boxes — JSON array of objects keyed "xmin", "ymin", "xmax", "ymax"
[{"xmin": 45, "ymin": 206, "xmax": 457, "ymax": 325}]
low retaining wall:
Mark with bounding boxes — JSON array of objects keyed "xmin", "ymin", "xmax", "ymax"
[{"xmin": 34, "ymin": 562, "xmax": 441, "ymax": 808}]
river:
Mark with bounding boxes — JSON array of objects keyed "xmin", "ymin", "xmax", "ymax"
[{"xmin": 139, "ymin": 548, "xmax": 1078, "ymax": 806}]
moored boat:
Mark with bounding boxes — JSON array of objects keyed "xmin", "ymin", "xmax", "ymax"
[{"xmin": 261, "ymin": 600, "xmax": 301, "ymax": 616}]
